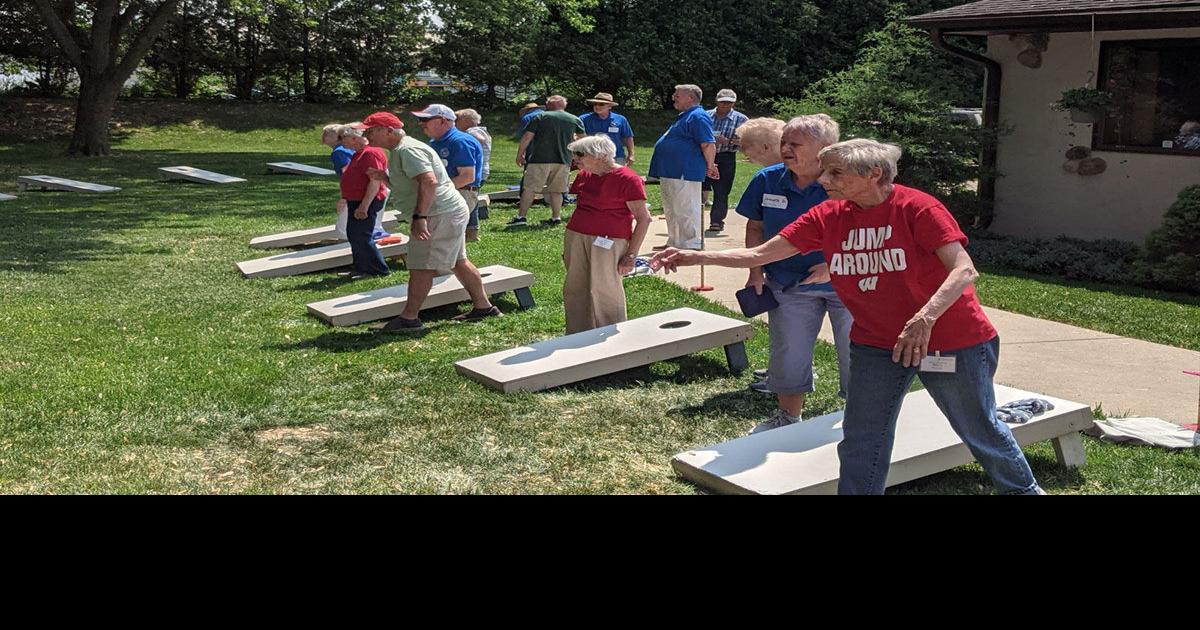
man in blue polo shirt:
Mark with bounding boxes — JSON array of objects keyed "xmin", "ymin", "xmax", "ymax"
[
  {"xmin": 648, "ymin": 84, "xmax": 718, "ymax": 250},
  {"xmin": 735, "ymin": 114, "xmax": 853, "ymax": 436},
  {"xmin": 580, "ymin": 92, "xmax": 635, "ymax": 166},
  {"xmin": 515, "ymin": 102, "xmax": 543, "ymax": 140},
  {"xmin": 414, "ymin": 104, "xmax": 485, "ymax": 242}
]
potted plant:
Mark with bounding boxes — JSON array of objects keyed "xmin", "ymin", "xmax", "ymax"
[{"xmin": 1052, "ymin": 87, "xmax": 1114, "ymax": 123}]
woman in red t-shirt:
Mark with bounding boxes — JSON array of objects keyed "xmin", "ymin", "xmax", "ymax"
[
  {"xmin": 562, "ymin": 135, "xmax": 651, "ymax": 333},
  {"xmin": 337, "ymin": 125, "xmax": 390, "ymax": 278},
  {"xmin": 651, "ymin": 138, "xmax": 1042, "ymax": 496}
]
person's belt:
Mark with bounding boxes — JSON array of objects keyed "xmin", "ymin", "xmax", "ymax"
[{"xmin": 460, "ymin": 186, "xmax": 481, "ymax": 191}]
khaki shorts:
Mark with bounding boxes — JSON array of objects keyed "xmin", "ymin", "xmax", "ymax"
[
  {"xmin": 406, "ymin": 207, "xmax": 468, "ymax": 270},
  {"xmin": 524, "ymin": 162, "xmax": 570, "ymax": 194}
]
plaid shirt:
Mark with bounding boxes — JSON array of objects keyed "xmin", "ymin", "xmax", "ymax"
[{"xmin": 707, "ymin": 108, "xmax": 748, "ymax": 153}]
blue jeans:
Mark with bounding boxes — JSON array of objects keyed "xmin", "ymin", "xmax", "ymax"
[
  {"xmin": 837, "ymin": 337, "xmax": 1041, "ymax": 495},
  {"xmin": 346, "ymin": 199, "xmax": 389, "ymax": 276}
]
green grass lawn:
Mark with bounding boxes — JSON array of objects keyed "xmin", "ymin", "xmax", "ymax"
[{"xmin": 0, "ymin": 100, "xmax": 1196, "ymax": 494}]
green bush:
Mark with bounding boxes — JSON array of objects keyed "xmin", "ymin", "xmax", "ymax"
[
  {"xmin": 1138, "ymin": 185, "xmax": 1200, "ymax": 293},
  {"xmin": 968, "ymin": 232, "xmax": 1146, "ymax": 286},
  {"xmin": 773, "ymin": 13, "xmax": 994, "ymax": 199}
]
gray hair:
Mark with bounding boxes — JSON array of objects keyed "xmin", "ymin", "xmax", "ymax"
[
  {"xmin": 737, "ymin": 117, "xmax": 785, "ymax": 149},
  {"xmin": 546, "ymin": 95, "xmax": 567, "ymax": 110},
  {"xmin": 322, "ymin": 123, "xmax": 341, "ymax": 139},
  {"xmin": 568, "ymin": 134, "xmax": 617, "ymax": 165},
  {"xmin": 818, "ymin": 138, "xmax": 902, "ymax": 185},
  {"xmin": 336, "ymin": 124, "xmax": 364, "ymax": 138},
  {"xmin": 674, "ymin": 84, "xmax": 702, "ymax": 102},
  {"xmin": 784, "ymin": 114, "xmax": 840, "ymax": 148},
  {"xmin": 456, "ymin": 108, "xmax": 482, "ymax": 126},
  {"xmin": 1182, "ymin": 120, "xmax": 1200, "ymax": 135}
]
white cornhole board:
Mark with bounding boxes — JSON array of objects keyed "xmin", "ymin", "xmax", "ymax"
[
  {"xmin": 307, "ymin": 264, "xmax": 536, "ymax": 326},
  {"xmin": 159, "ymin": 166, "xmax": 246, "ymax": 184},
  {"xmin": 17, "ymin": 175, "xmax": 120, "ymax": 193},
  {"xmin": 236, "ymin": 235, "xmax": 409, "ymax": 279},
  {"xmin": 671, "ymin": 385, "xmax": 1095, "ymax": 495},
  {"xmin": 0, "ymin": 193, "xmax": 15, "ymax": 201},
  {"xmin": 249, "ymin": 211, "xmax": 401, "ymax": 249},
  {"xmin": 267, "ymin": 162, "xmax": 336, "ymax": 176},
  {"xmin": 455, "ymin": 307, "xmax": 752, "ymax": 393},
  {"xmin": 484, "ymin": 188, "xmax": 547, "ymax": 204}
]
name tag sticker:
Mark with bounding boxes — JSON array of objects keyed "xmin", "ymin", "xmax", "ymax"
[
  {"xmin": 762, "ymin": 194, "xmax": 788, "ymax": 209},
  {"xmin": 919, "ymin": 352, "xmax": 956, "ymax": 373},
  {"xmin": 608, "ymin": 126, "xmax": 620, "ymax": 133},
  {"xmin": 593, "ymin": 236, "xmax": 614, "ymax": 250}
]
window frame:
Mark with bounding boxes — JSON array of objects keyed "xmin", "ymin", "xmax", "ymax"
[{"xmin": 1092, "ymin": 37, "xmax": 1200, "ymax": 157}]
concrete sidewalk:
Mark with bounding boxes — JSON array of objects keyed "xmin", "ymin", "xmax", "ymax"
[{"xmin": 638, "ymin": 206, "xmax": 1200, "ymax": 426}]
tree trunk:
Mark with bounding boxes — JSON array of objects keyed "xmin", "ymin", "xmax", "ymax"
[
  {"xmin": 302, "ymin": 22, "xmax": 314, "ymax": 102},
  {"xmin": 69, "ymin": 75, "xmax": 121, "ymax": 156}
]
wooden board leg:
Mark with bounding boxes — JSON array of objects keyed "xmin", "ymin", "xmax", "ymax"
[
  {"xmin": 724, "ymin": 342, "xmax": 749, "ymax": 374},
  {"xmin": 514, "ymin": 286, "xmax": 535, "ymax": 310},
  {"xmin": 1052, "ymin": 431, "xmax": 1087, "ymax": 468}
]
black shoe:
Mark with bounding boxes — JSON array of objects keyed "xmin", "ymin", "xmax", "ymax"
[
  {"xmin": 505, "ymin": 216, "xmax": 527, "ymax": 227},
  {"xmin": 707, "ymin": 222, "xmax": 724, "ymax": 233},
  {"xmin": 382, "ymin": 316, "xmax": 423, "ymax": 331},
  {"xmin": 451, "ymin": 305, "xmax": 503, "ymax": 321},
  {"xmin": 542, "ymin": 217, "xmax": 563, "ymax": 226}
]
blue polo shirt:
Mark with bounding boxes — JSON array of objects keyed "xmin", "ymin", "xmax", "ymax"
[
  {"xmin": 579, "ymin": 111, "xmax": 634, "ymax": 158},
  {"xmin": 429, "ymin": 127, "xmax": 483, "ymax": 188},
  {"xmin": 736, "ymin": 163, "xmax": 832, "ymax": 290},
  {"xmin": 648, "ymin": 105, "xmax": 715, "ymax": 182},
  {"xmin": 330, "ymin": 145, "xmax": 354, "ymax": 177},
  {"xmin": 516, "ymin": 108, "xmax": 544, "ymax": 139}
]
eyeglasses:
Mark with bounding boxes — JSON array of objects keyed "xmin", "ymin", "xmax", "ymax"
[{"xmin": 571, "ymin": 152, "xmax": 586, "ymax": 158}]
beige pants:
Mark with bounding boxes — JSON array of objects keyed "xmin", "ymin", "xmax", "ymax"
[
  {"xmin": 659, "ymin": 177, "xmax": 703, "ymax": 249},
  {"xmin": 563, "ymin": 229, "xmax": 629, "ymax": 334}
]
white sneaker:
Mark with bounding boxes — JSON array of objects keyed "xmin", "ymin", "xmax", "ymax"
[{"xmin": 749, "ymin": 409, "xmax": 800, "ymax": 435}]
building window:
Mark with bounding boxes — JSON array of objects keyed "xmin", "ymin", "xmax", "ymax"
[{"xmin": 1095, "ymin": 38, "xmax": 1200, "ymax": 155}]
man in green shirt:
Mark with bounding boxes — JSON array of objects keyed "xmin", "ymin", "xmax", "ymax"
[
  {"xmin": 512, "ymin": 95, "xmax": 585, "ymax": 226},
  {"xmin": 360, "ymin": 112, "xmax": 500, "ymax": 330}
]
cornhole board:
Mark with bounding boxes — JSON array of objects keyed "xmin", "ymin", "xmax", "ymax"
[
  {"xmin": 158, "ymin": 166, "xmax": 246, "ymax": 184},
  {"xmin": 455, "ymin": 307, "xmax": 752, "ymax": 393},
  {"xmin": 17, "ymin": 175, "xmax": 120, "ymax": 193},
  {"xmin": 249, "ymin": 211, "xmax": 401, "ymax": 249},
  {"xmin": 485, "ymin": 189, "xmax": 522, "ymax": 203},
  {"xmin": 267, "ymin": 162, "xmax": 336, "ymax": 176},
  {"xmin": 0, "ymin": 193, "xmax": 15, "ymax": 201},
  {"xmin": 307, "ymin": 265, "xmax": 536, "ymax": 326},
  {"xmin": 671, "ymin": 385, "xmax": 1094, "ymax": 495},
  {"xmin": 236, "ymin": 235, "xmax": 409, "ymax": 279}
]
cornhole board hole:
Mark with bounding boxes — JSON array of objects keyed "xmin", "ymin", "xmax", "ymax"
[
  {"xmin": 267, "ymin": 162, "xmax": 336, "ymax": 176},
  {"xmin": 455, "ymin": 307, "xmax": 752, "ymax": 393},
  {"xmin": 0, "ymin": 193, "xmax": 15, "ymax": 201},
  {"xmin": 17, "ymin": 175, "xmax": 120, "ymax": 193},
  {"xmin": 236, "ymin": 235, "xmax": 409, "ymax": 279},
  {"xmin": 158, "ymin": 166, "xmax": 246, "ymax": 184},
  {"xmin": 307, "ymin": 264, "xmax": 535, "ymax": 326},
  {"xmin": 671, "ymin": 385, "xmax": 1094, "ymax": 495},
  {"xmin": 249, "ymin": 211, "xmax": 401, "ymax": 249}
]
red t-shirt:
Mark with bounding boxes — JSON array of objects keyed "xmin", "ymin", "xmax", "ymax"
[
  {"xmin": 339, "ymin": 146, "xmax": 389, "ymax": 202},
  {"xmin": 566, "ymin": 166, "xmax": 647, "ymax": 240},
  {"xmin": 778, "ymin": 184, "xmax": 996, "ymax": 351}
]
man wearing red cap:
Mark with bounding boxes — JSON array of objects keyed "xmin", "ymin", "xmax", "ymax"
[{"xmin": 360, "ymin": 111, "xmax": 501, "ymax": 330}]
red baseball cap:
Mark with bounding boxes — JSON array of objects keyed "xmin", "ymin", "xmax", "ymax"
[{"xmin": 354, "ymin": 111, "xmax": 403, "ymax": 129}]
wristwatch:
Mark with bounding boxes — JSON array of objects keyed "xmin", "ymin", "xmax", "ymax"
[{"xmin": 411, "ymin": 214, "xmax": 427, "ymax": 221}]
